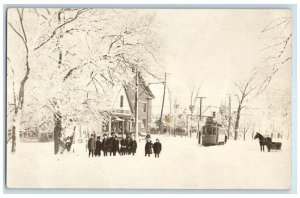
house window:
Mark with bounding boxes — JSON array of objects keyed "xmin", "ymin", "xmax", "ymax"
[
  {"xmin": 143, "ymin": 103, "xmax": 147, "ymax": 113},
  {"xmin": 120, "ymin": 95, "xmax": 124, "ymax": 107}
]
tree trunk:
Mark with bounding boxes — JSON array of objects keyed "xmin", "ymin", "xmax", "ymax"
[
  {"xmin": 227, "ymin": 119, "xmax": 231, "ymax": 140},
  {"xmin": 8, "ymin": 8, "xmax": 31, "ymax": 153},
  {"xmin": 54, "ymin": 111, "xmax": 62, "ymax": 154},
  {"xmin": 11, "ymin": 110, "xmax": 20, "ymax": 152},
  {"xmin": 11, "ymin": 49, "xmax": 29, "ymax": 153},
  {"xmin": 227, "ymin": 95, "xmax": 231, "ymax": 140},
  {"xmin": 189, "ymin": 116, "xmax": 192, "ymax": 138},
  {"xmin": 234, "ymin": 105, "xmax": 242, "ymax": 140},
  {"xmin": 198, "ymin": 132, "xmax": 202, "ymax": 144}
]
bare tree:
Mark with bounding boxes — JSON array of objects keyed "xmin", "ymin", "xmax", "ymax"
[
  {"xmin": 242, "ymin": 123, "xmax": 250, "ymax": 141},
  {"xmin": 188, "ymin": 82, "xmax": 201, "ymax": 137},
  {"xmin": 232, "ymin": 16, "xmax": 291, "ymax": 141},
  {"xmin": 233, "ymin": 74, "xmax": 257, "ymax": 140}
]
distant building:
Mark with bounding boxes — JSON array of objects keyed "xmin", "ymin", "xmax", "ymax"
[
  {"xmin": 103, "ymin": 75, "xmax": 155, "ymax": 136},
  {"xmin": 125, "ymin": 75, "xmax": 155, "ymax": 134},
  {"xmin": 109, "ymin": 85, "xmax": 133, "ymax": 135}
]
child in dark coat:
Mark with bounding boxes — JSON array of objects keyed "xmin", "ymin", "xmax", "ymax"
[
  {"xmin": 112, "ymin": 135, "xmax": 119, "ymax": 156},
  {"xmin": 88, "ymin": 135, "xmax": 96, "ymax": 157},
  {"xmin": 153, "ymin": 139, "xmax": 162, "ymax": 158},
  {"xmin": 130, "ymin": 138, "xmax": 137, "ymax": 156},
  {"xmin": 65, "ymin": 137, "xmax": 71, "ymax": 152},
  {"xmin": 120, "ymin": 136, "xmax": 127, "ymax": 155},
  {"xmin": 95, "ymin": 136, "xmax": 102, "ymax": 157},
  {"xmin": 126, "ymin": 137, "xmax": 132, "ymax": 155},
  {"xmin": 108, "ymin": 133, "xmax": 115, "ymax": 156},
  {"xmin": 102, "ymin": 134, "xmax": 109, "ymax": 156},
  {"xmin": 145, "ymin": 139, "xmax": 153, "ymax": 157}
]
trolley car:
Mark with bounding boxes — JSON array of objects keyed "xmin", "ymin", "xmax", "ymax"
[{"xmin": 201, "ymin": 117, "xmax": 226, "ymax": 146}]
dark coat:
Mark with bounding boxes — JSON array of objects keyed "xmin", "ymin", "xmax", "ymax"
[
  {"xmin": 95, "ymin": 140, "xmax": 102, "ymax": 154},
  {"xmin": 88, "ymin": 137, "xmax": 96, "ymax": 150},
  {"xmin": 153, "ymin": 142, "xmax": 162, "ymax": 154},
  {"xmin": 112, "ymin": 139, "xmax": 119, "ymax": 152},
  {"xmin": 120, "ymin": 139, "xmax": 127, "ymax": 152},
  {"xmin": 145, "ymin": 141, "xmax": 153, "ymax": 154},
  {"xmin": 107, "ymin": 137, "xmax": 114, "ymax": 152},
  {"xmin": 126, "ymin": 138, "xmax": 132, "ymax": 151},
  {"xmin": 120, "ymin": 139, "xmax": 127, "ymax": 147},
  {"xmin": 130, "ymin": 140, "xmax": 137, "ymax": 153},
  {"xmin": 102, "ymin": 138, "xmax": 109, "ymax": 152}
]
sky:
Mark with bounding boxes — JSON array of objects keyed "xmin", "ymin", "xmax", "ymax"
[{"xmin": 148, "ymin": 9, "xmax": 291, "ymax": 116}]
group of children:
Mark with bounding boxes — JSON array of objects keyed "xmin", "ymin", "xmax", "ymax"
[
  {"xmin": 145, "ymin": 138, "xmax": 162, "ymax": 158},
  {"xmin": 87, "ymin": 133, "xmax": 137, "ymax": 157},
  {"xmin": 87, "ymin": 132, "xmax": 163, "ymax": 158}
]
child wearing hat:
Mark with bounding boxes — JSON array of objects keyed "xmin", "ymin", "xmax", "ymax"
[{"xmin": 153, "ymin": 139, "xmax": 162, "ymax": 158}]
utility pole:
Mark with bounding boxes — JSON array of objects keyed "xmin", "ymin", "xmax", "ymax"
[
  {"xmin": 135, "ymin": 74, "xmax": 166, "ymax": 136},
  {"xmin": 227, "ymin": 94, "xmax": 231, "ymax": 140},
  {"xmin": 135, "ymin": 66, "xmax": 139, "ymax": 140},
  {"xmin": 196, "ymin": 97, "xmax": 206, "ymax": 144},
  {"xmin": 146, "ymin": 97, "xmax": 150, "ymax": 134},
  {"xmin": 159, "ymin": 72, "xmax": 167, "ymax": 135}
]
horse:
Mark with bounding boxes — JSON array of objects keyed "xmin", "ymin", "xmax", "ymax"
[{"xmin": 253, "ymin": 132, "xmax": 272, "ymax": 152}]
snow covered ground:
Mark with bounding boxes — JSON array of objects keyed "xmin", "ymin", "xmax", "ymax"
[{"xmin": 6, "ymin": 135, "xmax": 291, "ymax": 189}]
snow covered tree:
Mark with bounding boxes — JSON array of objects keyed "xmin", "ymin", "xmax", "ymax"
[
  {"xmin": 7, "ymin": 9, "xmax": 163, "ymax": 153},
  {"xmin": 218, "ymin": 103, "xmax": 231, "ymax": 128},
  {"xmin": 7, "ymin": 8, "xmax": 89, "ymax": 152},
  {"xmin": 261, "ymin": 88, "xmax": 291, "ymax": 139}
]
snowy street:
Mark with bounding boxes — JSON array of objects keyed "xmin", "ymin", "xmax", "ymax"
[
  {"xmin": 7, "ymin": 136, "xmax": 291, "ymax": 189},
  {"xmin": 6, "ymin": 8, "xmax": 292, "ymax": 190}
]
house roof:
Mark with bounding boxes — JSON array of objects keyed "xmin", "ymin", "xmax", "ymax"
[
  {"xmin": 123, "ymin": 74, "xmax": 155, "ymax": 114},
  {"xmin": 138, "ymin": 75, "xmax": 155, "ymax": 99},
  {"xmin": 124, "ymin": 85, "xmax": 135, "ymax": 114},
  {"xmin": 105, "ymin": 85, "xmax": 134, "ymax": 116}
]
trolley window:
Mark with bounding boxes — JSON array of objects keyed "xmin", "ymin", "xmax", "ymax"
[
  {"xmin": 202, "ymin": 127, "xmax": 206, "ymax": 135},
  {"xmin": 212, "ymin": 128, "xmax": 216, "ymax": 135},
  {"xmin": 206, "ymin": 127, "xmax": 213, "ymax": 135}
]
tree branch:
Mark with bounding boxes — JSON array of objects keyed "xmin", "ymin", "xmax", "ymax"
[
  {"xmin": 8, "ymin": 22, "xmax": 25, "ymax": 45},
  {"xmin": 63, "ymin": 66, "xmax": 79, "ymax": 82},
  {"xmin": 34, "ymin": 9, "xmax": 87, "ymax": 51},
  {"xmin": 17, "ymin": 8, "xmax": 27, "ymax": 43}
]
